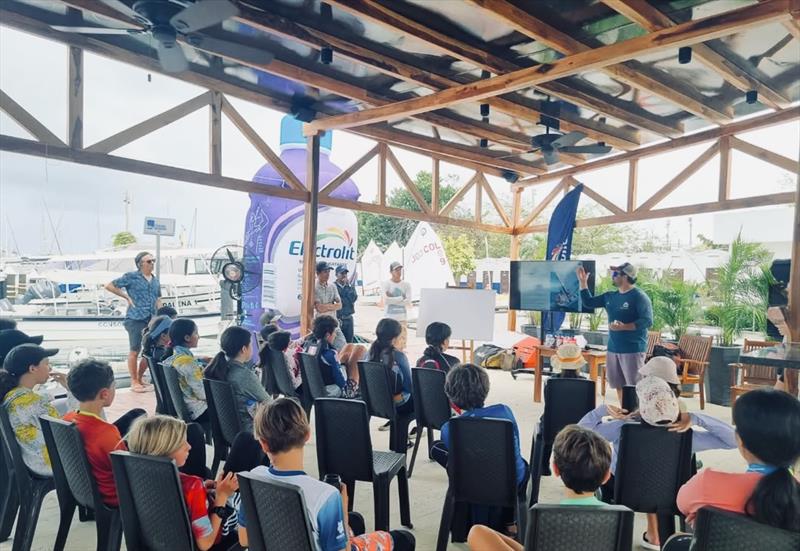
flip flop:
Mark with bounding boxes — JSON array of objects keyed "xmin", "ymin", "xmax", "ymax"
[{"xmin": 131, "ymin": 383, "xmax": 153, "ymax": 393}]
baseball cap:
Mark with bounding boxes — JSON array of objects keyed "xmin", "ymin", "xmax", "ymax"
[
  {"xmin": 3, "ymin": 343, "xmax": 59, "ymax": 376},
  {"xmin": 636, "ymin": 375, "xmax": 679, "ymax": 426},
  {"xmin": 610, "ymin": 262, "xmax": 637, "ymax": 279},
  {"xmin": 335, "ymin": 265, "xmax": 349, "ymax": 275},
  {"xmin": 0, "ymin": 329, "xmax": 45, "ymax": 363},
  {"xmin": 389, "ymin": 261, "xmax": 403, "ymax": 272},
  {"xmin": 640, "ymin": 356, "xmax": 680, "ymax": 385},
  {"xmin": 316, "ymin": 261, "xmax": 333, "ymax": 273},
  {"xmin": 550, "ymin": 343, "xmax": 587, "ymax": 373}
]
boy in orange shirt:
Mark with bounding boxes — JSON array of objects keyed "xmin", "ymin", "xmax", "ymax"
[{"xmin": 63, "ymin": 359, "xmax": 146, "ymax": 506}]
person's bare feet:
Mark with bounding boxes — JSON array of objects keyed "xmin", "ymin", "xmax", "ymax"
[{"xmin": 131, "ymin": 381, "xmax": 153, "ymax": 393}]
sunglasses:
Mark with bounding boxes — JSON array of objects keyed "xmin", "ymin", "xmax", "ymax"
[
  {"xmin": 611, "ymin": 271, "xmax": 620, "ymax": 277},
  {"xmin": 143, "ymin": 259, "xmax": 156, "ymax": 264}
]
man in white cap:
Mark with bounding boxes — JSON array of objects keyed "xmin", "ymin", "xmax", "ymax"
[
  {"xmin": 381, "ymin": 261, "xmax": 412, "ymax": 349},
  {"xmin": 577, "ymin": 261, "xmax": 653, "ymax": 403}
]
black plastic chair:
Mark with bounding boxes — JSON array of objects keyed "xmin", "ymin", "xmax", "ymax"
[
  {"xmin": 110, "ymin": 451, "xmax": 196, "ymax": 551},
  {"xmin": 238, "ymin": 472, "xmax": 316, "ymax": 551},
  {"xmin": 144, "ymin": 355, "xmax": 173, "ymax": 416},
  {"xmin": 437, "ymin": 416, "xmax": 526, "ymax": 551},
  {"xmin": 314, "ymin": 398, "xmax": 412, "ymax": 532},
  {"xmin": 259, "ymin": 348, "xmax": 281, "ymax": 396},
  {"xmin": 621, "ymin": 385, "xmax": 638, "ymax": 413},
  {"xmin": 161, "ymin": 362, "xmax": 211, "ymax": 443},
  {"xmin": 529, "ymin": 377, "xmax": 596, "ymax": 506},
  {"xmin": 40, "ymin": 416, "xmax": 122, "ymax": 551},
  {"xmin": 524, "ymin": 503, "xmax": 633, "ymax": 551},
  {"xmin": 0, "ymin": 406, "xmax": 64, "ymax": 551},
  {"xmin": 0, "ymin": 434, "xmax": 18, "ymax": 542},
  {"xmin": 409, "ymin": 367, "xmax": 451, "ymax": 478},
  {"xmin": 202, "ymin": 378, "xmax": 243, "ymax": 475},
  {"xmin": 298, "ymin": 352, "xmax": 328, "ymax": 403},
  {"xmin": 614, "ymin": 423, "xmax": 694, "ymax": 546},
  {"xmin": 358, "ymin": 360, "xmax": 414, "ymax": 454},
  {"xmin": 690, "ymin": 506, "xmax": 800, "ymax": 551},
  {"xmin": 267, "ymin": 349, "xmax": 311, "ymax": 415}
]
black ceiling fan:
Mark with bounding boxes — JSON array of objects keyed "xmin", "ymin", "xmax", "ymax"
[{"xmin": 51, "ymin": 0, "xmax": 274, "ymax": 73}]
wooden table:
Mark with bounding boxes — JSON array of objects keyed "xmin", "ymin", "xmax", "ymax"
[
  {"xmin": 532, "ymin": 346, "xmax": 607, "ymax": 402},
  {"xmin": 738, "ymin": 342, "xmax": 800, "ymax": 396}
]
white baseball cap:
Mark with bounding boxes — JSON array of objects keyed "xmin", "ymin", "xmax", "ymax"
[
  {"xmin": 636, "ymin": 375, "xmax": 679, "ymax": 426},
  {"xmin": 640, "ymin": 356, "xmax": 681, "ymax": 385}
]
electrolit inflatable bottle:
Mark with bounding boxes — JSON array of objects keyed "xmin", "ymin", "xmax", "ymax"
[{"xmin": 242, "ymin": 116, "xmax": 360, "ymax": 336}]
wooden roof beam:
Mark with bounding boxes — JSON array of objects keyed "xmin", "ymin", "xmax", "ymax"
[
  {"xmin": 236, "ymin": 3, "xmax": 640, "ymax": 150},
  {"xmin": 602, "ymin": 0, "xmax": 792, "ymax": 110},
  {"xmin": 306, "ymin": 0, "xmax": 791, "ymax": 134},
  {"xmin": 467, "ymin": 0, "xmax": 732, "ymax": 125}
]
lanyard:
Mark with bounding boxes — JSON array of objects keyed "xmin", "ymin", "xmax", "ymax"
[{"xmin": 746, "ymin": 463, "xmax": 780, "ymax": 475}]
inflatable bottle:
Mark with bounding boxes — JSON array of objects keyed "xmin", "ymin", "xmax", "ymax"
[{"xmin": 242, "ymin": 116, "xmax": 360, "ymax": 336}]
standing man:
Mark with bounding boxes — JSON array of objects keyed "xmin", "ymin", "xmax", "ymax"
[
  {"xmin": 334, "ymin": 265, "xmax": 358, "ymax": 343},
  {"xmin": 577, "ymin": 262, "xmax": 652, "ymax": 403},
  {"xmin": 105, "ymin": 251, "xmax": 162, "ymax": 393},
  {"xmin": 381, "ymin": 261, "xmax": 412, "ymax": 350}
]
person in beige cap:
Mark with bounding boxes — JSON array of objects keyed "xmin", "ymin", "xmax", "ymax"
[
  {"xmin": 577, "ymin": 261, "xmax": 653, "ymax": 404},
  {"xmin": 549, "ymin": 342, "xmax": 587, "ymax": 378}
]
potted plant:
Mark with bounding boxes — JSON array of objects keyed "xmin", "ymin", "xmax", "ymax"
[
  {"xmin": 583, "ymin": 275, "xmax": 613, "ymax": 346},
  {"xmin": 705, "ymin": 234, "xmax": 774, "ymax": 406},
  {"xmin": 658, "ymin": 277, "xmax": 702, "ymax": 341},
  {"xmin": 521, "ymin": 310, "xmax": 541, "ymax": 337}
]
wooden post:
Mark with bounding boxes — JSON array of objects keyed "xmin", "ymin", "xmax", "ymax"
[
  {"xmin": 508, "ymin": 188, "xmax": 522, "ymax": 331},
  {"xmin": 209, "ymin": 91, "xmax": 222, "ymax": 176},
  {"xmin": 432, "ymin": 158, "xmax": 440, "ymax": 215},
  {"xmin": 67, "ymin": 46, "xmax": 83, "ymax": 150},
  {"xmin": 475, "ymin": 174, "xmax": 483, "ymax": 224},
  {"xmin": 787, "ymin": 166, "xmax": 800, "ymax": 396},
  {"xmin": 378, "ymin": 142, "xmax": 387, "ymax": 206},
  {"xmin": 627, "ymin": 159, "xmax": 638, "ymax": 212},
  {"xmin": 718, "ymin": 135, "xmax": 732, "ymax": 202},
  {"xmin": 300, "ymin": 131, "xmax": 321, "ymax": 336}
]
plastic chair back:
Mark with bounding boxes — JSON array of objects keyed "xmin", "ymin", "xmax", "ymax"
[
  {"xmin": 525, "ymin": 504, "xmax": 634, "ymax": 551},
  {"xmin": 614, "ymin": 423, "xmax": 693, "ymax": 513},
  {"xmin": 358, "ymin": 360, "xmax": 397, "ymax": 421},
  {"xmin": 268, "ymin": 349, "xmax": 299, "ymax": 397},
  {"xmin": 259, "ymin": 348, "xmax": 280, "ymax": 395},
  {"xmin": 541, "ymin": 378, "xmax": 596, "ymax": 442},
  {"xmin": 40, "ymin": 416, "xmax": 97, "ymax": 509},
  {"xmin": 161, "ymin": 363, "xmax": 193, "ymax": 422},
  {"xmin": 110, "ymin": 451, "xmax": 195, "ymax": 551},
  {"xmin": 692, "ymin": 506, "xmax": 800, "ymax": 551},
  {"xmin": 314, "ymin": 398, "xmax": 374, "ymax": 483},
  {"xmin": 238, "ymin": 472, "xmax": 315, "ymax": 551},
  {"xmin": 411, "ymin": 368, "xmax": 451, "ymax": 430},
  {"xmin": 202, "ymin": 378, "xmax": 242, "ymax": 447},
  {"xmin": 0, "ymin": 405, "xmax": 34, "ymax": 496},
  {"xmin": 621, "ymin": 385, "xmax": 638, "ymax": 413},
  {"xmin": 144, "ymin": 355, "xmax": 170, "ymax": 415},
  {"xmin": 448, "ymin": 416, "xmax": 517, "ymax": 507},
  {"xmin": 298, "ymin": 352, "xmax": 327, "ymax": 401}
]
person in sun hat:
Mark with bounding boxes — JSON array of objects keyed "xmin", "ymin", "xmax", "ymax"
[
  {"xmin": 549, "ymin": 342, "xmax": 587, "ymax": 378},
  {"xmin": 577, "ymin": 261, "xmax": 653, "ymax": 404}
]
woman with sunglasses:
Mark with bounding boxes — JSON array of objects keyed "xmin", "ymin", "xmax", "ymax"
[{"xmin": 105, "ymin": 251, "xmax": 162, "ymax": 393}]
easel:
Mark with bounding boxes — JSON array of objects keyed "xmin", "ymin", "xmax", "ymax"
[{"xmin": 451, "ymin": 340, "xmax": 475, "ymax": 363}]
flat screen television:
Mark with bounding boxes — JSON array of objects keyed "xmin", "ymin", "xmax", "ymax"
[{"xmin": 510, "ymin": 260, "xmax": 596, "ymax": 313}]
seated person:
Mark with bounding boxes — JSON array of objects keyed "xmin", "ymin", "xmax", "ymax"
[
  {"xmin": 548, "ymin": 343, "xmax": 587, "ymax": 378},
  {"xmin": 677, "ymin": 388, "xmax": 800, "ymax": 531},
  {"xmin": 204, "ymin": 326, "xmax": 271, "ymax": 433},
  {"xmin": 433, "ymin": 363, "xmax": 527, "ymax": 536},
  {"xmin": 267, "ymin": 330, "xmax": 302, "ymax": 390},
  {"xmin": 368, "ymin": 318, "xmax": 413, "ymax": 415},
  {"xmin": 156, "ymin": 305, "xmax": 178, "ymax": 319},
  {"xmin": 163, "ymin": 318, "xmax": 209, "ymax": 425},
  {"xmin": 63, "ymin": 359, "xmax": 146, "ymax": 506},
  {"xmin": 767, "ymin": 306, "xmax": 796, "ymax": 394},
  {"xmin": 416, "ymin": 322, "xmax": 460, "ymax": 373},
  {"xmin": 1, "ymin": 343, "xmax": 65, "ymax": 476},
  {"xmin": 306, "ymin": 315, "xmax": 358, "ymax": 398},
  {"xmin": 467, "ymin": 424, "xmax": 613, "ymax": 550},
  {"xmin": 141, "ymin": 315, "xmax": 173, "ymax": 363},
  {"xmin": 127, "ymin": 415, "xmax": 239, "ymax": 551},
  {"xmin": 238, "ymin": 398, "xmax": 415, "ymax": 551}
]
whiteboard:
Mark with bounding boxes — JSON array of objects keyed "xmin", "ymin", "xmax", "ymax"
[{"xmin": 416, "ymin": 288, "xmax": 496, "ymax": 341}]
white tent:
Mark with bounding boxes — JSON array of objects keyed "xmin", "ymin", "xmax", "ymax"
[
  {"xmin": 403, "ymin": 222, "xmax": 453, "ymax": 300},
  {"xmin": 359, "ymin": 240, "xmax": 384, "ymax": 295}
]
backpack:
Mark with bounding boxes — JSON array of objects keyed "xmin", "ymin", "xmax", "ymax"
[{"xmin": 474, "ymin": 344, "xmax": 513, "ymax": 370}]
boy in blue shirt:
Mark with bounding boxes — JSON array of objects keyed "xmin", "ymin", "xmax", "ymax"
[{"xmin": 239, "ymin": 398, "xmax": 414, "ymax": 551}]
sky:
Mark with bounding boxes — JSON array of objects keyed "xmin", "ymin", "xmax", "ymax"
[{"xmin": 0, "ymin": 25, "xmax": 797, "ymax": 257}]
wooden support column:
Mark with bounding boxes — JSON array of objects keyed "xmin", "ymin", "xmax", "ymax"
[
  {"xmin": 789, "ymin": 156, "xmax": 800, "ymax": 342},
  {"xmin": 378, "ymin": 142, "xmax": 387, "ymax": 206},
  {"xmin": 508, "ymin": 188, "xmax": 522, "ymax": 331},
  {"xmin": 475, "ymin": 174, "xmax": 483, "ymax": 224},
  {"xmin": 209, "ymin": 91, "xmax": 222, "ymax": 176},
  {"xmin": 627, "ymin": 159, "xmax": 638, "ymax": 212},
  {"xmin": 67, "ymin": 46, "xmax": 83, "ymax": 149},
  {"xmin": 431, "ymin": 158, "xmax": 440, "ymax": 216},
  {"xmin": 300, "ymin": 132, "xmax": 321, "ymax": 336},
  {"xmin": 718, "ymin": 136, "xmax": 732, "ymax": 202}
]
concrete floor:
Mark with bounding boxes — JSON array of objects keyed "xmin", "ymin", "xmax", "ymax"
[{"xmin": 2, "ymin": 304, "xmax": 747, "ymax": 551}]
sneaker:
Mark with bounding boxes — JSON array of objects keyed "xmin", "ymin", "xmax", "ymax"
[
  {"xmin": 378, "ymin": 421, "xmax": 391, "ymax": 431},
  {"xmin": 640, "ymin": 531, "xmax": 660, "ymax": 550}
]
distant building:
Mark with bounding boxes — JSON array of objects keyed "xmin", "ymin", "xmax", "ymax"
[{"xmin": 712, "ymin": 207, "xmax": 793, "ymax": 259}]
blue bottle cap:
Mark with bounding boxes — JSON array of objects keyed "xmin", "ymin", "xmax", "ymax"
[{"xmin": 280, "ymin": 115, "xmax": 332, "ymax": 155}]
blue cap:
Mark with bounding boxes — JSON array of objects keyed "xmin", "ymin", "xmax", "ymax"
[{"xmin": 280, "ymin": 115, "xmax": 332, "ymax": 154}]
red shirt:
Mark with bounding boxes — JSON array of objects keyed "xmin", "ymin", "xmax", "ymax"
[
  {"xmin": 179, "ymin": 473, "xmax": 216, "ymax": 543},
  {"xmin": 677, "ymin": 469, "xmax": 763, "ymax": 524},
  {"xmin": 63, "ymin": 411, "xmax": 125, "ymax": 506}
]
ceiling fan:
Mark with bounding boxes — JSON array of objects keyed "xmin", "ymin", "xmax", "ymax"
[
  {"xmin": 512, "ymin": 128, "xmax": 612, "ymax": 166},
  {"xmin": 51, "ymin": 0, "xmax": 274, "ymax": 73}
]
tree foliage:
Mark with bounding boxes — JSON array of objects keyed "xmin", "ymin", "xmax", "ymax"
[
  {"xmin": 112, "ymin": 231, "xmax": 136, "ymax": 247},
  {"xmin": 442, "ymin": 234, "xmax": 476, "ymax": 280}
]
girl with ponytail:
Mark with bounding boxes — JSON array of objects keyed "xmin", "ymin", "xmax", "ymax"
[
  {"xmin": 368, "ymin": 318, "xmax": 413, "ymax": 414},
  {"xmin": 677, "ymin": 388, "xmax": 800, "ymax": 532},
  {"xmin": 205, "ymin": 326, "xmax": 270, "ymax": 432}
]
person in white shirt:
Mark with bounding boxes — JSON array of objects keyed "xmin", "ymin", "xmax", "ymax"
[{"xmin": 381, "ymin": 262, "xmax": 412, "ymax": 350}]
